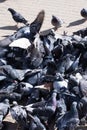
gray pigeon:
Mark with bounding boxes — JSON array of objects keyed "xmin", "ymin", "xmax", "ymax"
[
  {"xmin": 0, "ymin": 99, "xmax": 10, "ymax": 129},
  {"xmin": 10, "ymin": 101, "xmax": 27, "ymax": 130},
  {"xmin": 29, "ymin": 115, "xmax": 46, "ymax": 130},
  {"xmin": 8, "ymin": 8, "xmax": 28, "ymax": 26},
  {"xmin": 25, "ymin": 90, "xmax": 57, "ymax": 119},
  {"xmin": 51, "ymin": 15, "xmax": 63, "ymax": 30},
  {"xmin": 56, "ymin": 102, "xmax": 79, "ymax": 130}
]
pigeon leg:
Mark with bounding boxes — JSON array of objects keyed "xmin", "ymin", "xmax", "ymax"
[
  {"xmin": 54, "ymin": 26, "xmax": 58, "ymax": 31},
  {"xmin": 16, "ymin": 124, "xmax": 21, "ymax": 130},
  {"xmin": 69, "ymin": 124, "xmax": 76, "ymax": 130},
  {"xmin": 16, "ymin": 23, "xmax": 19, "ymax": 28},
  {"xmin": 0, "ymin": 123, "xmax": 3, "ymax": 130},
  {"xmin": 0, "ymin": 115, "xmax": 3, "ymax": 130}
]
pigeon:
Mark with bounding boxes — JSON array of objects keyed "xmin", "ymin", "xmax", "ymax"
[
  {"xmin": 26, "ymin": 90, "xmax": 57, "ymax": 119},
  {"xmin": 0, "ymin": 48, "xmax": 8, "ymax": 58},
  {"xmin": 80, "ymin": 8, "xmax": 87, "ymax": 19},
  {"xmin": 0, "ymin": 82, "xmax": 18, "ymax": 93},
  {"xmin": 19, "ymin": 82, "xmax": 33, "ymax": 96},
  {"xmin": 0, "ymin": 37, "xmax": 12, "ymax": 47},
  {"xmin": 8, "ymin": 8, "xmax": 28, "ymax": 26},
  {"xmin": 0, "ymin": 10, "xmax": 45, "ymax": 46},
  {"xmin": 1, "ymin": 7, "xmax": 87, "ymax": 130},
  {"xmin": 9, "ymin": 92, "xmax": 22, "ymax": 101},
  {"xmin": 52, "ymin": 42, "xmax": 63, "ymax": 61},
  {"xmin": 46, "ymin": 61, "xmax": 57, "ymax": 76},
  {"xmin": 78, "ymin": 96, "xmax": 87, "ymax": 118},
  {"xmin": 28, "ymin": 44, "xmax": 43, "ymax": 68},
  {"xmin": 0, "ymin": 65, "xmax": 21, "ymax": 80},
  {"xmin": 56, "ymin": 97, "xmax": 67, "ymax": 116},
  {"xmin": 26, "ymin": 100, "xmax": 46, "ymax": 108},
  {"xmin": 68, "ymin": 73, "xmax": 82, "ymax": 89},
  {"xmin": 79, "ymin": 78, "xmax": 87, "ymax": 97},
  {"xmin": 29, "ymin": 115, "xmax": 46, "ymax": 130},
  {"xmin": 65, "ymin": 54, "xmax": 81, "ymax": 74},
  {"xmin": 0, "ymin": 26, "xmax": 30, "ymax": 48},
  {"xmin": 73, "ymin": 28, "xmax": 87, "ymax": 38},
  {"xmin": 56, "ymin": 102, "xmax": 79, "ymax": 130},
  {"xmin": 0, "ymin": 99, "xmax": 10, "ymax": 129},
  {"xmin": 10, "ymin": 101, "xmax": 27, "ymax": 129},
  {"xmin": 53, "ymin": 79, "xmax": 68, "ymax": 92},
  {"xmin": 51, "ymin": 15, "xmax": 63, "ymax": 30},
  {"xmin": 27, "ymin": 88, "xmax": 40, "ymax": 104}
]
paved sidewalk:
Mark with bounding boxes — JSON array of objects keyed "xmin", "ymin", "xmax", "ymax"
[{"xmin": 0, "ymin": 0, "xmax": 87, "ymax": 39}]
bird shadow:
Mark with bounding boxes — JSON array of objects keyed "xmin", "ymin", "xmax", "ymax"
[
  {"xmin": 0, "ymin": 0, "xmax": 6, "ymax": 3},
  {"xmin": 0, "ymin": 25, "xmax": 17, "ymax": 30},
  {"xmin": 67, "ymin": 18, "xmax": 86, "ymax": 27},
  {"xmin": 2, "ymin": 35, "xmax": 11, "ymax": 37}
]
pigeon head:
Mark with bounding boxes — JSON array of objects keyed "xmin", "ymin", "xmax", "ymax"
[
  {"xmin": 4, "ymin": 99, "xmax": 9, "ymax": 104},
  {"xmin": 52, "ymin": 15, "xmax": 56, "ymax": 19},
  {"xmin": 81, "ymin": 8, "xmax": 87, "ymax": 18},
  {"xmin": 81, "ymin": 8, "xmax": 86, "ymax": 12},
  {"xmin": 53, "ymin": 89, "xmax": 58, "ymax": 94},
  {"xmin": 71, "ymin": 102, "xmax": 77, "ymax": 110},
  {"xmin": 8, "ymin": 8, "xmax": 16, "ymax": 15},
  {"xmin": 51, "ymin": 15, "xmax": 63, "ymax": 29},
  {"xmin": 77, "ymin": 102, "xmax": 83, "ymax": 111}
]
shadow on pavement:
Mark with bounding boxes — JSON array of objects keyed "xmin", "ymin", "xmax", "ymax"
[
  {"xmin": 0, "ymin": 0, "xmax": 7, "ymax": 3},
  {"xmin": 67, "ymin": 18, "xmax": 86, "ymax": 27},
  {"xmin": 0, "ymin": 25, "xmax": 17, "ymax": 30}
]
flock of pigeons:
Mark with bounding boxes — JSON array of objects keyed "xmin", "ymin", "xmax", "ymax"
[{"xmin": 0, "ymin": 7, "xmax": 87, "ymax": 130}]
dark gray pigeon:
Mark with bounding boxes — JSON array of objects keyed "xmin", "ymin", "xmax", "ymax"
[
  {"xmin": 10, "ymin": 101, "xmax": 27, "ymax": 130},
  {"xmin": 51, "ymin": 15, "xmax": 63, "ymax": 30},
  {"xmin": 77, "ymin": 96, "xmax": 87, "ymax": 125},
  {"xmin": 78, "ymin": 96, "xmax": 87, "ymax": 117},
  {"xmin": 0, "ymin": 82, "xmax": 18, "ymax": 93},
  {"xmin": 56, "ymin": 102, "xmax": 79, "ymax": 130},
  {"xmin": 65, "ymin": 54, "xmax": 81, "ymax": 74},
  {"xmin": 29, "ymin": 115, "xmax": 46, "ymax": 130},
  {"xmin": 9, "ymin": 92, "xmax": 22, "ymax": 101},
  {"xmin": 79, "ymin": 78, "xmax": 87, "ymax": 97},
  {"xmin": 0, "ymin": 65, "xmax": 21, "ymax": 81},
  {"xmin": 0, "ymin": 99, "xmax": 9, "ymax": 129},
  {"xmin": 8, "ymin": 8, "xmax": 28, "ymax": 26},
  {"xmin": 19, "ymin": 82, "xmax": 33, "ymax": 96},
  {"xmin": 25, "ymin": 90, "xmax": 57, "ymax": 119},
  {"xmin": 56, "ymin": 97, "xmax": 67, "ymax": 116}
]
